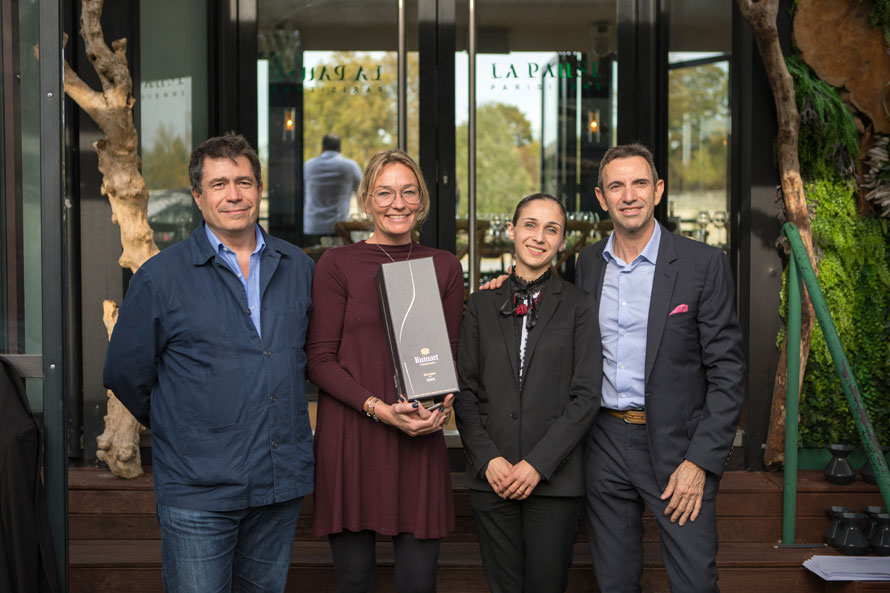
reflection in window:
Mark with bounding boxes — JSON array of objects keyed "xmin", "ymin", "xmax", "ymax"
[
  {"xmin": 141, "ymin": 77, "xmax": 200, "ymax": 249},
  {"xmin": 139, "ymin": 0, "xmax": 209, "ymax": 249},
  {"xmin": 667, "ymin": 53, "xmax": 730, "ymax": 250},
  {"xmin": 256, "ymin": 46, "xmax": 419, "ymax": 247},
  {"xmin": 456, "ymin": 51, "xmax": 614, "ymax": 284}
]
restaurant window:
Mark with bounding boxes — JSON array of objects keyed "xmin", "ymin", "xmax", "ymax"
[
  {"xmin": 456, "ymin": 1, "xmax": 618, "ymax": 286},
  {"xmin": 140, "ymin": 0, "xmax": 209, "ymax": 249},
  {"xmin": 256, "ymin": 0, "xmax": 419, "ymax": 249},
  {"xmin": 667, "ymin": 0, "xmax": 731, "ymax": 250}
]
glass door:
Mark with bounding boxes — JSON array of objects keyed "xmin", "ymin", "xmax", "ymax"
[
  {"xmin": 667, "ymin": 0, "xmax": 732, "ymax": 250},
  {"xmin": 256, "ymin": 0, "xmax": 420, "ymax": 249},
  {"xmin": 456, "ymin": 0, "xmax": 619, "ymax": 287}
]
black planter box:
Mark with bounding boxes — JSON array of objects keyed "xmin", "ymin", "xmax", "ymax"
[{"xmin": 376, "ymin": 257, "xmax": 459, "ymax": 402}]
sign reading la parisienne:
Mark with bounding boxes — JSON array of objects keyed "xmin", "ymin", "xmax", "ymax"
[
  {"xmin": 490, "ymin": 60, "xmax": 606, "ymax": 80},
  {"xmin": 303, "ymin": 65, "xmax": 383, "ymax": 82},
  {"xmin": 301, "ymin": 58, "xmax": 608, "ymax": 94}
]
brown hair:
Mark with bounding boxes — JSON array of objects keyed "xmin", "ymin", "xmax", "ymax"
[
  {"xmin": 189, "ymin": 132, "xmax": 261, "ymax": 194},
  {"xmin": 511, "ymin": 193, "xmax": 567, "ymax": 237},
  {"xmin": 597, "ymin": 142, "xmax": 659, "ymax": 189},
  {"xmin": 359, "ymin": 149, "xmax": 431, "ymax": 233}
]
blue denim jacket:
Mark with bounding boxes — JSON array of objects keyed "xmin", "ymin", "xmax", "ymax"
[{"xmin": 103, "ymin": 225, "xmax": 314, "ymax": 511}]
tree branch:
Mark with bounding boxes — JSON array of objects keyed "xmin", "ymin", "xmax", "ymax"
[{"xmin": 737, "ymin": 0, "xmax": 818, "ymax": 469}]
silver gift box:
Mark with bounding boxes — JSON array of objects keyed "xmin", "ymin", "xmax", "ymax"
[{"xmin": 375, "ymin": 257, "xmax": 459, "ymax": 402}]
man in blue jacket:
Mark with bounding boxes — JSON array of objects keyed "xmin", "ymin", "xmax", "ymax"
[{"xmin": 104, "ymin": 133, "xmax": 314, "ymax": 593}]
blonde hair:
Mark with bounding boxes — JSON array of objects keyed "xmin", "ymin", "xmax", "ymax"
[{"xmin": 359, "ymin": 150, "xmax": 431, "ymax": 236}]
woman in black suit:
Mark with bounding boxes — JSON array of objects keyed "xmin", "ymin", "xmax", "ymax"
[{"xmin": 454, "ymin": 193, "xmax": 601, "ymax": 593}]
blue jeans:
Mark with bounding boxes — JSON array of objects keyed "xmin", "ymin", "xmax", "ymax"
[{"xmin": 156, "ymin": 498, "xmax": 302, "ymax": 593}]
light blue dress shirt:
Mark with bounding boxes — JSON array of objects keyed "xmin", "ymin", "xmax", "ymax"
[
  {"xmin": 303, "ymin": 150, "xmax": 363, "ymax": 235},
  {"xmin": 204, "ymin": 223, "xmax": 266, "ymax": 337},
  {"xmin": 599, "ymin": 223, "xmax": 661, "ymax": 410}
]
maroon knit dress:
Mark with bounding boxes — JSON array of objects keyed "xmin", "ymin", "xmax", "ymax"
[{"xmin": 307, "ymin": 241, "xmax": 463, "ymax": 539}]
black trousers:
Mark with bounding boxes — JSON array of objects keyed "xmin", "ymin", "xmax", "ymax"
[
  {"xmin": 328, "ymin": 529, "xmax": 440, "ymax": 593},
  {"xmin": 470, "ymin": 490, "xmax": 582, "ymax": 593},
  {"xmin": 585, "ymin": 413, "xmax": 720, "ymax": 593}
]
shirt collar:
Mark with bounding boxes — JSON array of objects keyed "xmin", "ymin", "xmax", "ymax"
[
  {"xmin": 602, "ymin": 221, "xmax": 661, "ymax": 266},
  {"xmin": 203, "ymin": 223, "xmax": 266, "ymax": 256}
]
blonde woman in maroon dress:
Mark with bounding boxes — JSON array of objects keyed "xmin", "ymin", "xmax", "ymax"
[{"xmin": 306, "ymin": 149, "xmax": 463, "ymax": 593}]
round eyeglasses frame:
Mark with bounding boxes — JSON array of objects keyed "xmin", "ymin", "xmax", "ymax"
[{"xmin": 370, "ymin": 186, "xmax": 422, "ymax": 207}]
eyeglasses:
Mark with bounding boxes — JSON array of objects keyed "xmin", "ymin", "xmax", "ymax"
[{"xmin": 370, "ymin": 185, "xmax": 421, "ymax": 207}]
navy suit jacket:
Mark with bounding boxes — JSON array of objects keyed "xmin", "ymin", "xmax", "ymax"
[{"xmin": 576, "ymin": 223, "xmax": 745, "ymax": 489}]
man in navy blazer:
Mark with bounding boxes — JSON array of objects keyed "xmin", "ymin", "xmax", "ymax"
[{"xmin": 576, "ymin": 143, "xmax": 744, "ymax": 592}]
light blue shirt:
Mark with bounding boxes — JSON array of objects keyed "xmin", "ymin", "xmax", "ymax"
[
  {"xmin": 599, "ymin": 223, "xmax": 661, "ymax": 410},
  {"xmin": 303, "ymin": 150, "xmax": 362, "ymax": 235},
  {"xmin": 204, "ymin": 223, "xmax": 266, "ymax": 338}
]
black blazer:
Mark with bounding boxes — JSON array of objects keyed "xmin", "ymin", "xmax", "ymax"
[
  {"xmin": 454, "ymin": 275, "xmax": 601, "ymax": 497},
  {"xmin": 576, "ymin": 224, "xmax": 745, "ymax": 489}
]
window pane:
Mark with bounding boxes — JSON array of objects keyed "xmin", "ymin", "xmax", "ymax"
[
  {"xmin": 456, "ymin": 1, "xmax": 617, "ymax": 285},
  {"xmin": 140, "ymin": 0, "xmax": 209, "ymax": 249},
  {"xmin": 667, "ymin": 0, "xmax": 731, "ymax": 250},
  {"xmin": 257, "ymin": 0, "xmax": 412, "ymax": 249}
]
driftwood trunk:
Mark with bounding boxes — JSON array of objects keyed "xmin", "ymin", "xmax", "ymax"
[
  {"xmin": 95, "ymin": 301, "xmax": 143, "ymax": 477},
  {"xmin": 737, "ymin": 0, "xmax": 818, "ymax": 470},
  {"xmin": 39, "ymin": 0, "xmax": 159, "ymax": 478}
]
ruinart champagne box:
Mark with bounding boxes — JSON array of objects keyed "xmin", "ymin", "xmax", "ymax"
[{"xmin": 375, "ymin": 256, "xmax": 459, "ymax": 403}]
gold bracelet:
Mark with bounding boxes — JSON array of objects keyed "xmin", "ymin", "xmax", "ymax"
[{"xmin": 365, "ymin": 397, "xmax": 380, "ymax": 422}]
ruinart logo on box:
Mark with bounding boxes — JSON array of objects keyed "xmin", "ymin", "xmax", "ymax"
[{"xmin": 415, "ymin": 348, "xmax": 440, "ymax": 365}]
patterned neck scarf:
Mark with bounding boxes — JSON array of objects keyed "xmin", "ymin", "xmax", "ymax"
[{"xmin": 499, "ymin": 268, "xmax": 551, "ymax": 331}]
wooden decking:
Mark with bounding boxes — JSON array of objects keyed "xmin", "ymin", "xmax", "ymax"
[{"xmin": 68, "ymin": 468, "xmax": 889, "ymax": 592}]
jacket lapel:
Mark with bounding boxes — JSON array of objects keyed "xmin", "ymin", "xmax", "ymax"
[
  {"xmin": 521, "ymin": 276, "xmax": 562, "ymax": 385},
  {"xmin": 494, "ymin": 284, "xmax": 521, "ymax": 390},
  {"xmin": 579, "ymin": 242, "xmax": 608, "ymax": 310},
  {"xmin": 645, "ymin": 227, "xmax": 678, "ymax": 382}
]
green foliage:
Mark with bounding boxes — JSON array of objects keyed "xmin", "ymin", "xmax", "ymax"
[
  {"xmin": 784, "ymin": 178, "xmax": 890, "ymax": 446},
  {"xmin": 780, "ymin": 48, "xmax": 890, "ymax": 446},
  {"xmin": 786, "ymin": 54, "xmax": 859, "ymax": 181},
  {"xmin": 142, "ymin": 123, "xmax": 191, "ymax": 190},
  {"xmin": 301, "ymin": 52, "xmax": 419, "ymax": 169},
  {"xmin": 296, "ymin": 51, "xmax": 540, "ymax": 217},
  {"xmin": 455, "ymin": 103, "xmax": 541, "ymax": 217},
  {"xmin": 667, "ymin": 62, "xmax": 730, "ymax": 193}
]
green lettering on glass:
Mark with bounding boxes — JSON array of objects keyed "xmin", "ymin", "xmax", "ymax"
[
  {"xmin": 373, "ymin": 65, "xmax": 382, "ymax": 81},
  {"xmin": 527, "ymin": 63, "xmax": 540, "ymax": 78},
  {"xmin": 317, "ymin": 67, "xmax": 331, "ymax": 81},
  {"xmin": 542, "ymin": 63, "xmax": 555, "ymax": 78},
  {"xmin": 491, "ymin": 63, "xmax": 501, "ymax": 79},
  {"xmin": 355, "ymin": 66, "xmax": 368, "ymax": 81},
  {"xmin": 333, "ymin": 65, "xmax": 346, "ymax": 80},
  {"xmin": 505, "ymin": 64, "xmax": 518, "ymax": 78},
  {"xmin": 558, "ymin": 62, "xmax": 574, "ymax": 78},
  {"xmin": 303, "ymin": 66, "xmax": 314, "ymax": 81}
]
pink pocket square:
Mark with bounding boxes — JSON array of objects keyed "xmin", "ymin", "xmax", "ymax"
[{"xmin": 669, "ymin": 304, "xmax": 689, "ymax": 316}]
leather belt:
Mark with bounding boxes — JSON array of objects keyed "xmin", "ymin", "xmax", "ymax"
[{"xmin": 602, "ymin": 408, "xmax": 646, "ymax": 424}]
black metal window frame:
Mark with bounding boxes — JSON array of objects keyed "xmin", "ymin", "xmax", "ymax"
[{"xmin": 39, "ymin": 0, "xmax": 68, "ymax": 589}]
